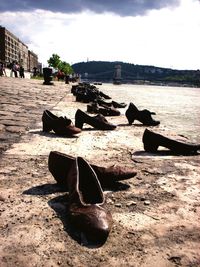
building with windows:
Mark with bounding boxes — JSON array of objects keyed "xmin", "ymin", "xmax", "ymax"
[
  {"xmin": 28, "ymin": 50, "xmax": 38, "ymax": 72},
  {"xmin": 0, "ymin": 26, "xmax": 39, "ymax": 71}
]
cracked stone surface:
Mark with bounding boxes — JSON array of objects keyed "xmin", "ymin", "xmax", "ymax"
[{"xmin": 0, "ymin": 77, "xmax": 200, "ymax": 267}]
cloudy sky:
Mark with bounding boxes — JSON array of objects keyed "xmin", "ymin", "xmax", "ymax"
[{"xmin": 0, "ymin": 0, "xmax": 200, "ymax": 70}]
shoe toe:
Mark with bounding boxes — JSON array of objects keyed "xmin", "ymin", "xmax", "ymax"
[
  {"xmin": 67, "ymin": 125, "xmax": 82, "ymax": 135},
  {"xmin": 153, "ymin": 120, "xmax": 160, "ymax": 126},
  {"xmin": 86, "ymin": 208, "xmax": 112, "ymax": 242},
  {"xmin": 71, "ymin": 205, "xmax": 112, "ymax": 242}
]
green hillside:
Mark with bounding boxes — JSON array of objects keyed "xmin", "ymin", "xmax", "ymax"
[{"xmin": 72, "ymin": 61, "xmax": 200, "ymax": 86}]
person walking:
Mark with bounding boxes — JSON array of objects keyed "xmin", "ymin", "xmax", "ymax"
[
  {"xmin": 12, "ymin": 62, "xmax": 19, "ymax": 78},
  {"xmin": 19, "ymin": 65, "xmax": 25, "ymax": 78},
  {"xmin": 0, "ymin": 62, "xmax": 7, "ymax": 77}
]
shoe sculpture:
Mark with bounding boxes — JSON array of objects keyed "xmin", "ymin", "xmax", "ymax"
[
  {"xmin": 67, "ymin": 156, "xmax": 113, "ymax": 243},
  {"xmin": 125, "ymin": 102, "xmax": 160, "ymax": 126},
  {"xmin": 112, "ymin": 101, "xmax": 127, "ymax": 109},
  {"xmin": 87, "ymin": 102, "xmax": 120, "ymax": 116},
  {"xmin": 48, "ymin": 151, "xmax": 137, "ymax": 189},
  {"xmin": 42, "ymin": 110, "xmax": 81, "ymax": 136},
  {"xmin": 75, "ymin": 109, "xmax": 117, "ymax": 130},
  {"xmin": 99, "ymin": 91, "xmax": 112, "ymax": 99},
  {"xmin": 97, "ymin": 98, "xmax": 113, "ymax": 107},
  {"xmin": 72, "ymin": 82, "xmax": 112, "ymax": 103},
  {"xmin": 143, "ymin": 129, "xmax": 200, "ymax": 155}
]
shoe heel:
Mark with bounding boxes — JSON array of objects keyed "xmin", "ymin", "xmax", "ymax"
[
  {"xmin": 126, "ymin": 113, "xmax": 135, "ymax": 125},
  {"xmin": 128, "ymin": 118, "xmax": 135, "ymax": 125},
  {"xmin": 75, "ymin": 120, "xmax": 84, "ymax": 129},
  {"xmin": 125, "ymin": 109, "xmax": 136, "ymax": 125},
  {"xmin": 43, "ymin": 122, "xmax": 52, "ymax": 132},
  {"xmin": 144, "ymin": 143, "xmax": 159, "ymax": 152},
  {"xmin": 75, "ymin": 109, "xmax": 88, "ymax": 129}
]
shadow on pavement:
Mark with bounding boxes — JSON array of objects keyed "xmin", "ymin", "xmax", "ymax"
[
  {"xmin": 29, "ymin": 129, "xmax": 79, "ymax": 139},
  {"xmin": 23, "ymin": 180, "xmax": 130, "ymax": 248},
  {"xmin": 23, "ymin": 180, "xmax": 130, "ymax": 196},
  {"xmin": 23, "ymin": 183, "xmax": 66, "ymax": 195},
  {"xmin": 133, "ymin": 150, "xmax": 199, "ymax": 157},
  {"xmin": 48, "ymin": 194, "xmax": 110, "ymax": 248}
]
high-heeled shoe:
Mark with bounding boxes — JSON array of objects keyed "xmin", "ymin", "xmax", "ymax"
[
  {"xmin": 48, "ymin": 151, "xmax": 137, "ymax": 189},
  {"xmin": 112, "ymin": 101, "xmax": 127, "ymax": 108},
  {"xmin": 97, "ymin": 97, "xmax": 113, "ymax": 107},
  {"xmin": 87, "ymin": 102, "xmax": 120, "ymax": 116},
  {"xmin": 75, "ymin": 109, "xmax": 116, "ymax": 130},
  {"xmin": 143, "ymin": 128, "xmax": 200, "ymax": 155},
  {"xmin": 99, "ymin": 91, "xmax": 112, "ymax": 99},
  {"xmin": 42, "ymin": 110, "xmax": 81, "ymax": 136},
  {"xmin": 125, "ymin": 103, "xmax": 160, "ymax": 126}
]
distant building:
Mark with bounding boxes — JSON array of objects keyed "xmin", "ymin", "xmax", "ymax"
[
  {"xmin": 28, "ymin": 50, "xmax": 38, "ymax": 72},
  {"xmin": 0, "ymin": 26, "xmax": 39, "ymax": 71}
]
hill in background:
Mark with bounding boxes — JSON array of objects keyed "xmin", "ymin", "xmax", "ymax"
[{"xmin": 72, "ymin": 61, "xmax": 200, "ymax": 87}]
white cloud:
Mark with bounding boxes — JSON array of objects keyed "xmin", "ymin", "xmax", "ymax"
[{"xmin": 0, "ymin": 0, "xmax": 200, "ymax": 69}]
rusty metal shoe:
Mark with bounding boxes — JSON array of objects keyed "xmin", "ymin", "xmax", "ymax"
[
  {"xmin": 125, "ymin": 102, "xmax": 160, "ymax": 126},
  {"xmin": 48, "ymin": 151, "xmax": 137, "ymax": 189},
  {"xmin": 143, "ymin": 128, "xmax": 200, "ymax": 155},
  {"xmin": 67, "ymin": 157, "xmax": 113, "ymax": 243},
  {"xmin": 42, "ymin": 110, "xmax": 81, "ymax": 136},
  {"xmin": 75, "ymin": 109, "xmax": 117, "ymax": 130},
  {"xmin": 112, "ymin": 101, "xmax": 127, "ymax": 108},
  {"xmin": 87, "ymin": 102, "xmax": 120, "ymax": 116}
]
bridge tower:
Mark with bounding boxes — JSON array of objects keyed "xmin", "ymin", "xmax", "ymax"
[{"xmin": 113, "ymin": 64, "xmax": 122, "ymax": 84}]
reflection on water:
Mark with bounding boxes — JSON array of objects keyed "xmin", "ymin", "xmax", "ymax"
[{"xmin": 100, "ymin": 83, "xmax": 200, "ymax": 142}]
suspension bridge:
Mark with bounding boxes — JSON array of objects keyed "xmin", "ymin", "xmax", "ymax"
[{"xmin": 80, "ymin": 65, "xmax": 143, "ymax": 84}]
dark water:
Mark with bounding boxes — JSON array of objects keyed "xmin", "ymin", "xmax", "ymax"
[{"xmin": 101, "ymin": 83, "xmax": 200, "ymax": 143}]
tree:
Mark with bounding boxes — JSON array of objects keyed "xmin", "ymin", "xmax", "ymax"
[
  {"xmin": 47, "ymin": 54, "xmax": 61, "ymax": 69},
  {"xmin": 47, "ymin": 54, "xmax": 74, "ymax": 75},
  {"xmin": 58, "ymin": 61, "xmax": 73, "ymax": 75}
]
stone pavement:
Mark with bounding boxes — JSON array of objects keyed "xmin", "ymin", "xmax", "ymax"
[
  {"xmin": 0, "ymin": 77, "xmax": 68, "ymax": 153},
  {"xmin": 0, "ymin": 77, "xmax": 200, "ymax": 267}
]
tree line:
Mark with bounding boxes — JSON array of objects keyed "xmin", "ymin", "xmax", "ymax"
[
  {"xmin": 46, "ymin": 55, "xmax": 200, "ymax": 86},
  {"xmin": 72, "ymin": 61, "xmax": 200, "ymax": 86}
]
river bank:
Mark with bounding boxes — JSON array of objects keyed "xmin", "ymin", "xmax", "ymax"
[{"xmin": 0, "ymin": 77, "xmax": 200, "ymax": 267}]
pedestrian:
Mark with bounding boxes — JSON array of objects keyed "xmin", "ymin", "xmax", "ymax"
[
  {"xmin": 9, "ymin": 62, "xmax": 13, "ymax": 77},
  {"xmin": 57, "ymin": 69, "xmax": 65, "ymax": 81},
  {"xmin": 0, "ymin": 62, "xmax": 7, "ymax": 77},
  {"xmin": 33, "ymin": 67, "xmax": 37, "ymax": 76},
  {"xmin": 19, "ymin": 65, "xmax": 25, "ymax": 78},
  {"xmin": 12, "ymin": 62, "xmax": 19, "ymax": 78},
  {"xmin": 0, "ymin": 62, "xmax": 3, "ymax": 76}
]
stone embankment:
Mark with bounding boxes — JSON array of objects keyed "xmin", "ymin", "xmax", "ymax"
[
  {"xmin": 0, "ymin": 77, "xmax": 200, "ymax": 267},
  {"xmin": 0, "ymin": 77, "xmax": 66, "ymax": 152}
]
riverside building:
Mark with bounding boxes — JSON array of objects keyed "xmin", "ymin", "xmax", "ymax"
[{"xmin": 0, "ymin": 26, "xmax": 39, "ymax": 71}]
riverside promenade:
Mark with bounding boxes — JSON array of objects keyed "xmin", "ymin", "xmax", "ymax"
[
  {"xmin": 0, "ymin": 77, "xmax": 200, "ymax": 267},
  {"xmin": 0, "ymin": 77, "xmax": 67, "ymax": 153}
]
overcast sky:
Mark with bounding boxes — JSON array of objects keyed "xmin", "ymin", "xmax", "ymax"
[{"xmin": 0, "ymin": 0, "xmax": 200, "ymax": 70}]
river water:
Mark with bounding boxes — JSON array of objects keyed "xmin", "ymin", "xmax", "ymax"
[{"xmin": 99, "ymin": 83, "xmax": 200, "ymax": 143}]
